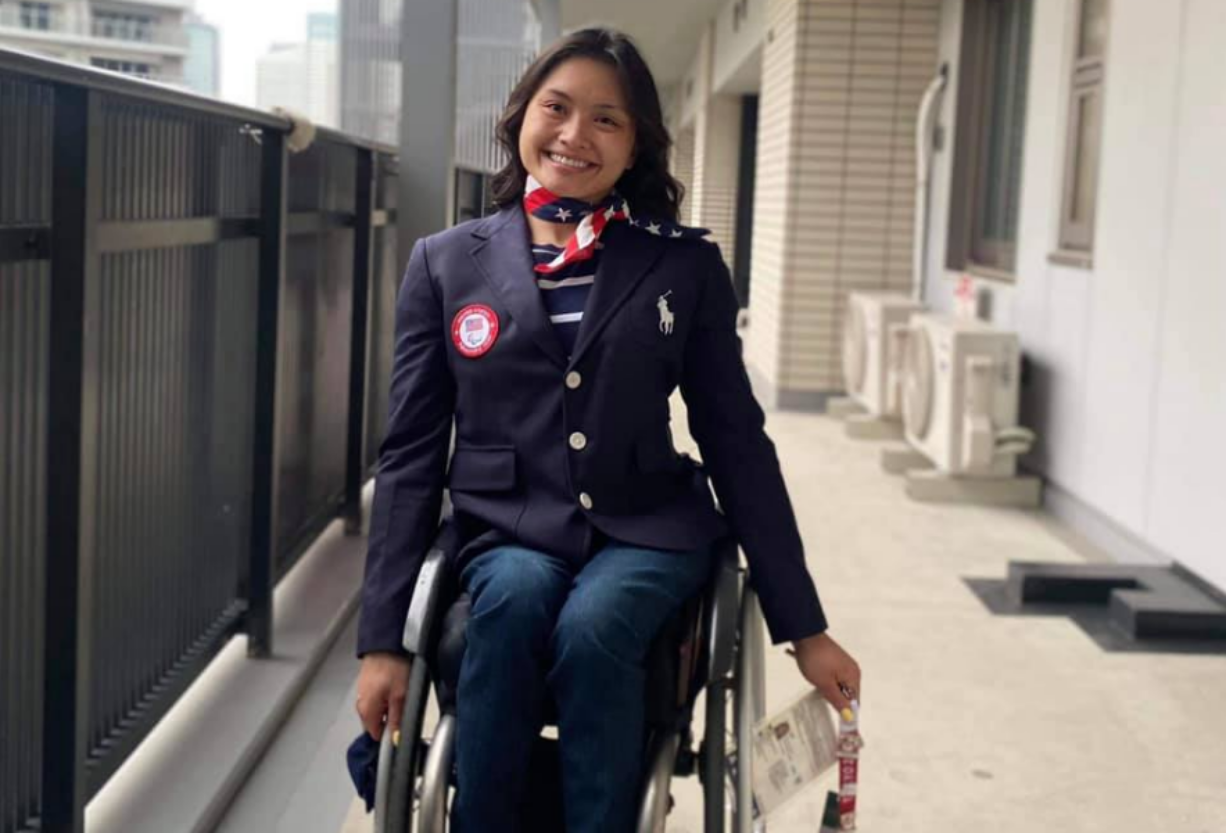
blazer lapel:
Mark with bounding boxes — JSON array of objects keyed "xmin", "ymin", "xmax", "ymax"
[
  {"xmin": 469, "ymin": 207, "xmax": 568, "ymax": 369},
  {"xmin": 569, "ymin": 223, "xmax": 667, "ymax": 366}
]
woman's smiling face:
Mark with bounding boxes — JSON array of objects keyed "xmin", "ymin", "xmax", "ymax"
[{"xmin": 518, "ymin": 57, "xmax": 637, "ymax": 206}]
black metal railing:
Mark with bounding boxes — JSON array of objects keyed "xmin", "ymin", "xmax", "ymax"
[{"xmin": 0, "ymin": 50, "xmax": 401, "ymax": 833}]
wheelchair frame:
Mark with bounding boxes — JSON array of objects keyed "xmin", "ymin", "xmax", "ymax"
[{"xmin": 372, "ymin": 534, "xmax": 768, "ymax": 833}]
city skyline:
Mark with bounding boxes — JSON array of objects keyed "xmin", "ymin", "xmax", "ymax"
[{"xmin": 195, "ymin": 0, "xmax": 338, "ymax": 107}]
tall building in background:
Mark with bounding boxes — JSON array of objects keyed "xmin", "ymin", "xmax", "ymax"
[
  {"xmin": 451, "ymin": 0, "xmax": 542, "ymax": 220},
  {"xmin": 339, "ymin": 0, "xmax": 540, "ymax": 160},
  {"xmin": 255, "ymin": 12, "xmax": 338, "ymax": 128},
  {"xmin": 182, "ymin": 11, "xmax": 220, "ymax": 96},
  {"xmin": 338, "ymin": 0, "xmax": 403, "ymax": 146},
  {"xmin": 453, "ymin": 0, "xmax": 541, "ymax": 174},
  {"xmin": 0, "ymin": 0, "xmax": 192, "ymax": 85}
]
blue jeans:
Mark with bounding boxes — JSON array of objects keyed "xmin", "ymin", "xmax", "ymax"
[{"xmin": 449, "ymin": 540, "xmax": 712, "ymax": 833}]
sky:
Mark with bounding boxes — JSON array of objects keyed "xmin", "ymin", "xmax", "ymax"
[{"xmin": 193, "ymin": 0, "xmax": 338, "ymax": 107}]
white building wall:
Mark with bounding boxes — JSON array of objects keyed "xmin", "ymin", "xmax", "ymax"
[
  {"xmin": 256, "ymin": 39, "xmax": 338, "ymax": 128},
  {"xmin": 924, "ymin": 0, "xmax": 1226, "ymax": 590},
  {"xmin": 306, "ymin": 39, "xmax": 338, "ymax": 127},
  {"xmin": 710, "ymin": 0, "xmax": 767, "ymax": 94},
  {"xmin": 257, "ymin": 45, "xmax": 310, "ymax": 116},
  {"xmin": 1148, "ymin": 0, "xmax": 1226, "ymax": 591},
  {"xmin": 0, "ymin": 0, "xmax": 189, "ymax": 82}
]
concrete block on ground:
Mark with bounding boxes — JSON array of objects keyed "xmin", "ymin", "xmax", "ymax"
[
  {"xmin": 1006, "ymin": 561, "xmax": 1226, "ymax": 641},
  {"xmin": 826, "ymin": 396, "xmax": 865, "ymax": 420},
  {"xmin": 844, "ymin": 413, "xmax": 904, "ymax": 440},
  {"xmin": 880, "ymin": 443, "xmax": 932, "ymax": 475},
  {"xmin": 905, "ymin": 469, "xmax": 1043, "ymax": 507}
]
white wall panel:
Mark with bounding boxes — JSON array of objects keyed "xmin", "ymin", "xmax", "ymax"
[
  {"xmin": 1147, "ymin": 0, "xmax": 1226, "ymax": 591},
  {"xmin": 924, "ymin": 0, "xmax": 1226, "ymax": 590}
]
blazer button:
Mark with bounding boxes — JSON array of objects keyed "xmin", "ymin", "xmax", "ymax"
[
  {"xmin": 565, "ymin": 371, "xmax": 582, "ymax": 390},
  {"xmin": 568, "ymin": 431, "xmax": 588, "ymax": 451},
  {"xmin": 579, "ymin": 492, "xmax": 593, "ymax": 510}
]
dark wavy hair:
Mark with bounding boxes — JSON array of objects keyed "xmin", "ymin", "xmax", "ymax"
[{"xmin": 490, "ymin": 27, "xmax": 684, "ymax": 221}]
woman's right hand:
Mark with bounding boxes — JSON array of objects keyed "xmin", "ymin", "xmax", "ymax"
[{"xmin": 356, "ymin": 652, "xmax": 412, "ymax": 741}]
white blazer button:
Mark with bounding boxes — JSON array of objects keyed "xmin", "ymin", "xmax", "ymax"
[
  {"xmin": 569, "ymin": 431, "xmax": 588, "ymax": 451},
  {"xmin": 565, "ymin": 371, "xmax": 582, "ymax": 390},
  {"xmin": 579, "ymin": 492, "xmax": 593, "ymax": 510}
]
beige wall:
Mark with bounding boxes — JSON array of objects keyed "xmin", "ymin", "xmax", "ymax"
[
  {"xmin": 672, "ymin": 124, "xmax": 697, "ymax": 227},
  {"xmin": 670, "ymin": 23, "xmax": 744, "ymax": 271},
  {"xmin": 747, "ymin": 0, "xmax": 941, "ymax": 406},
  {"xmin": 691, "ymin": 94, "xmax": 742, "ymax": 267}
]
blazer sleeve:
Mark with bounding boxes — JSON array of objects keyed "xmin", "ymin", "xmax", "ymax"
[
  {"xmin": 679, "ymin": 243, "xmax": 829, "ymax": 645},
  {"xmin": 357, "ymin": 237, "xmax": 456, "ymax": 656}
]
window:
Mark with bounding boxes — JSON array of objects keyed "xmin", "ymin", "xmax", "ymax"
[
  {"xmin": 93, "ymin": 10, "xmax": 155, "ymax": 43},
  {"xmin": 453, "ymin": 168, "xmax": 494, "ymax": 224},
  {"xmin": 90, "ymin": 57, "xmax": 153, "ymax": 78},
  {"xmin": 947, "ymin": 0, "xmax": 1034, "ymax": 278},
  {"xmin": 20, "ymin": 2, "xmax": 53, "ymax": 30},
  {"xmin": 1057, "ymin": 0, "xmax": 1108, "ymax": 258}
]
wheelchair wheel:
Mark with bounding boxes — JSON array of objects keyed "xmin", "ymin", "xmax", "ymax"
[
  {"xmin": 636, "ymin": 730, "xmax": 682, "ymax": 833},
  {"xmin": 701, "ymin": 580, "xmax": 767, "ymax": 833},
  {"xmin": 418, "ymin": 713, "xmax": 457, "ymax": 832},
  {"xmin": 375, "ymin": 659, "xmax": 432, "ymax": 833}
]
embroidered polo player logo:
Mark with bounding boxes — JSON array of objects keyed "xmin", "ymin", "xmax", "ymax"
[{"xmin": 657, "ymin": 291, "xmax": 675, "ymax": 335}]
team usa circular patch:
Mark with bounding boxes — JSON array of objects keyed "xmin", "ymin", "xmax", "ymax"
[{"xmin": 451, "ymin": 304, "xmax": 500, "ymax": 358}]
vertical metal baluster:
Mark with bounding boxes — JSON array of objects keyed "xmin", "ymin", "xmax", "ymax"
[
  {"xmin": 344, "ymin": 147, "xmax": 375, "ymax": 533},
  {"xmin": 246, "ymin": 128, "xmax": 287, "ymax": 657},
  {"xmin": 41, "ymin": 83, "xmax": 103, "ymax": 833}
]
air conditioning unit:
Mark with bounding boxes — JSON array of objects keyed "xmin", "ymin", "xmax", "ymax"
[
  {"xmin": 901, "ymin": 313, "xmax": 1034, "ymax": 476},
  {"xmin": 842, "ymin": 292, "xmax": 927, "ymax": 418}
]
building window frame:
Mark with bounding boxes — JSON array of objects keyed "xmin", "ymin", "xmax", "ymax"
[
  {"xmin": 93, "ymin": 10, "xmax": 157, "ymax": 43},
  {"xmin": 90, "ymin": 57, "xmax": 154, "ymax": 79},
  {"xmin": 1054, "ymin": 0, "xmax": 1108, "ymax": 264},
  {"xmin": 947, "ymin": 0, "xmax": 1034, "ymax": 281},
  {"xmin": 20, "ymin": 2, "xmax": 55, "ymax": 31}
]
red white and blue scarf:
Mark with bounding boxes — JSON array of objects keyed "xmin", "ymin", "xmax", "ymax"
[{"xmin": 523, "ymin": 174, "xmax": 708, "ymax": 274}]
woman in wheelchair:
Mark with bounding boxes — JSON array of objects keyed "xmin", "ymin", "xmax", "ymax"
[{"xmin": 355, "ymin": 27, "xmax": 860, "ymax": 833}]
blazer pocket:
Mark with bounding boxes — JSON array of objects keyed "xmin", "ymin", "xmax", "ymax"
[{"xmin": 447, "ymin": 445, "xmax": 517, "ymax": 492}]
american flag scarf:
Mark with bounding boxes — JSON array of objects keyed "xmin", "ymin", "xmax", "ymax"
[{"xmin": 523, "ymin": 174, "xmax": 708, "ymax": 274}]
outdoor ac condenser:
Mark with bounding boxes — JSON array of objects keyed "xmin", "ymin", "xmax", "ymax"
[
  {"xmin": 842, "ymin": 292, "xmax": 927, "ymax": 418},
  {"xmin": 901, "ymin": 313, "xmax": 1034, "ymax": 476}
]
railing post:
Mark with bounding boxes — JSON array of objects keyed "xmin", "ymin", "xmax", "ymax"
[
  {"xmin": 41, "ymin": 84, "xmax": 103, "ymax": 833},
  {"xmin": 344, "ymin": 148, "xmax": 376, "ymax": 534},
  {"xmin": 247, "ymin": 128, "xmax": 287, "ymax": 658}
]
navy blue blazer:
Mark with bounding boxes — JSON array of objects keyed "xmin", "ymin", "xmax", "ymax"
[{"xmin": 357, "ymin": 206, "xmax": 828, "ymax": 655}]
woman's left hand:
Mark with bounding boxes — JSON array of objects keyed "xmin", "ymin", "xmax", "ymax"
[{"xmin": 789, "ymin": 631, "xmax": 861, "ymax": 714}]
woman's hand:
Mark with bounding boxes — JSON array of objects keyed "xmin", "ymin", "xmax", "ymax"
[
  {"xmin": 789, "ymin": 631, "xmax": 861, "ymax": 714},
  {"xmin": 356, "ymin": 652, "xmax": 412, "ymax": 741}
]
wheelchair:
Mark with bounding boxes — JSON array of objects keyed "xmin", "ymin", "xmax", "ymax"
[{"xmin": 373, "ymin": 519, "xmax": 768, "ymax": 833}]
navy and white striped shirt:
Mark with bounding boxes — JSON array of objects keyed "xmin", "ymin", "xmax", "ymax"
[{"xmin": 531, "ymin": 241, "xmax": 600, "ymax": 357}]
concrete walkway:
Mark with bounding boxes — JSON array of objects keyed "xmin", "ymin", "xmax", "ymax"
[{"xmin": 334, "ymin": 405, "xmax": 1226, "ymax": 832}]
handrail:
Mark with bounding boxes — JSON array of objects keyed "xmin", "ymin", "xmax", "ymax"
[
  {"xmin": 0, "ymin": 53, "xmax": 403, "ymax": 832},
  {"xmin": 0, "ymin": 46, "xmax": 398, "ymax": 155}
]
